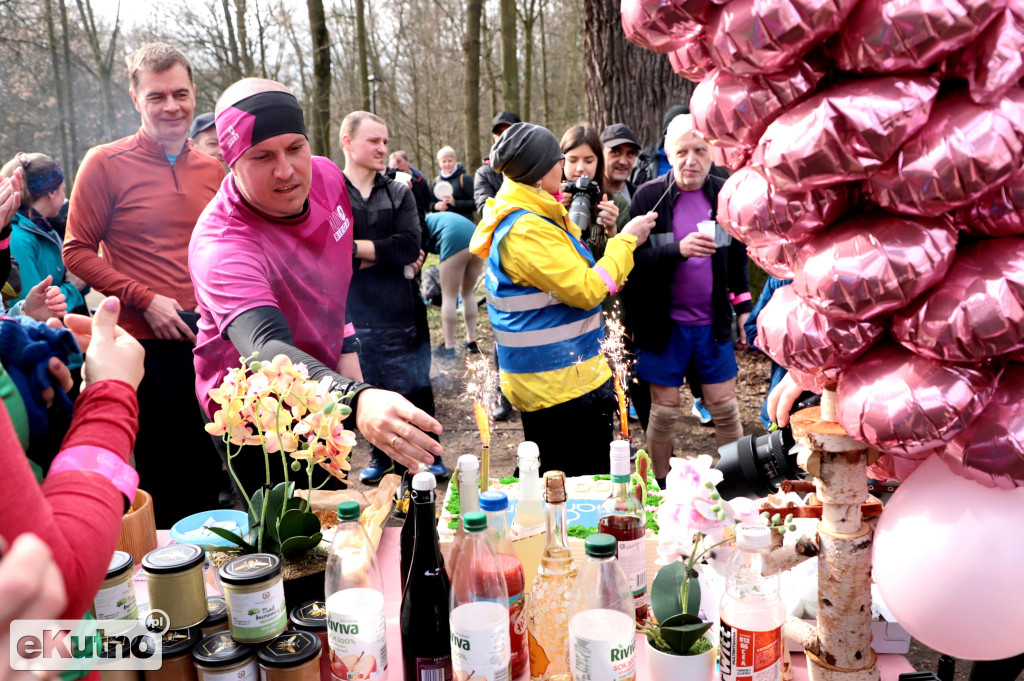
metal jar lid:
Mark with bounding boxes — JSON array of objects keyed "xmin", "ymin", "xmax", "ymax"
[
  {"xmin": 219, "ymin": 553, "xmax": 283, "ymax": 586},
  {"xmin": 288, "ymin": 601, "xmax": 327, "ymax": 632},
  {"xmin": 257, "ymin": 630, "xmax": 321, "ymax": 668},
  {"xmin": 106, "ymin": 551, "xmax": 134, "ymax": 580},
  {"xmin": 160, "ymin": 628, "xmax": 201, "ymax": 658},
  {"xmin": 192, "ymin": 631, "xmax": 255, "ymax": 667},
  {"xmin": 141, "ymin": 544, "xmax": 205, "ymax": 574},
  {"xmin": 202, "ymin": 595, "xmax": 228, "ymax": 626}
]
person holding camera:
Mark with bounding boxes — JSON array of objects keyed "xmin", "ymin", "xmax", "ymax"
[
  {"xmin": 470, "ymin": 123, "xmax": 657, "ymax": 475},
  {"xmin": 559, "ymin": 124, "xmax": 630, "ymax": 260}
]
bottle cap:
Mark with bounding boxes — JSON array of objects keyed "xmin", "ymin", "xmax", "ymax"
[
  {"xmin": 412, "ymin": 471, "xmax": 437, "ymax": 491},
  {"xmin": 609, "ymin": 440, "xmax": 631, "ymax": 476},
  {"xmin": 463, "ymin": 511, "xmax": 487, "ymax": 532},
  {"xmin": 543, "ymin": 470, "xmax": 567, "ymax": 503},
  {"xmin": 584, "ymin": 533, "xmax": 617, "ymax": 558},
  {"xmin": 478, "ymin": 490, "xmax": 508, "ymax": 512},
  {"xmin": 517, "ymin": 441, "xmax": 540, "ymax": 465},
  {"xmin": 457, "ymin": 455, "xmax": 479, "ymax": 473},
  {"xmin": 736, "ymin": 524, "xmax": 771, "ymax": 550},
  {"xmin": 337, "ymin": 500, "xmax": 360, "ymax": 521}
]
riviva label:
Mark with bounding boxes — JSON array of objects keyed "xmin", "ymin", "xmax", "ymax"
[{"xmin": 326, "ymin": 588, "xmax": 388, "ymax": 680}]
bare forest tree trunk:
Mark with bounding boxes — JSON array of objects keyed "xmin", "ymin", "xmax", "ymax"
[
  {"xmin": 540, "ymin": 0, "xmax": 550, "ymax": 128},
  {"xmin": 221, "ymin": 0, "xmax": 242, "ymax": 77},
  {"xmin": 255, "ymin": 2, "xmax": 269, "ymax": 78},
  {"xmin": 76, "ymin": 0, "xmax": 121, "ymax": 141},
  {"xmin": 44, "ymin": 0, "xmax": 71, "ymax": 180},
  {"xmin": 235, "ymin": 0, "xmax": 254, "ymax": 75},
  {"xmin": 582, "ymin": 0, "xmax": 695, "ymax": 146},
  {"xmin": 499, "ymin": 0, "xmax": 519, "ymax": 113},
  {"xmin": 355, "ymin": 0, "xmax": 371, "ymax": 112},
  {"xmin": 58, "ymin": 0, "xmax": 78, "ymax": 179},
  {"xmin": 482, "ymin": 13, "xmax": 500, "ymax": 119},
  {"xmin": 463, "ymin": 0, "xmax": 483, "ymax": 172},
  {"xmin": 306, "ymin": 0, "xmax": 332, "ymax": 158},
  {"xmin": 517, "ymin": 0, "xmax": 539, "ymax": 122}
]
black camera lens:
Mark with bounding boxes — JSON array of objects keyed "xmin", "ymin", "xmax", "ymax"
[{"xmin": 715, "ymin": 426, "xmax": 802, "ymax": 500}]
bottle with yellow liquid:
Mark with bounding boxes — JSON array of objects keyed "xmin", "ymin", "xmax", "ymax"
[
  {"xmin": 526, "ymin": 470, "xmax": 577, "ymax": 681},
  {"xmin": 509, "ymin": 442, "xmax": 545, "ymax": 592}
]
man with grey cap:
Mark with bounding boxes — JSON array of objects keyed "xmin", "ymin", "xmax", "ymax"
[
  {"xmin": 473, "ymin": 110, "xmax": 522, "ymax": 215},
  {"xmin": 469, "ymin": 122, "xmax": 656, "ymax": 475},
  {"xmin": 601, "ymin": 123, "xmax": 641, "ymax": 205},
  {"xmin": 189, "ymin": 112, "xmax": 224, "ymax": 165}
]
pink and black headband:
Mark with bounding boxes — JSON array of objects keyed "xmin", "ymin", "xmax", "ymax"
[{"xmin": 216, "ymin": 90, "xmax": 306, "ymax": 167}]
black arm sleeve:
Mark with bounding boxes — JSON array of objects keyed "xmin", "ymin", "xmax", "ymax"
[{"xmin": 225, "ymin": 305, "xmax": 371, "ymax": 406}]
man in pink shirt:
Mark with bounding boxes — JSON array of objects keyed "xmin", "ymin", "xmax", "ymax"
[{"xmin": 190, "ymin": 78, "xmax": 443, "ymax": 495}]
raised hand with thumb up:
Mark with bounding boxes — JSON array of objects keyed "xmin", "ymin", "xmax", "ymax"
[{"xmin": 63, "ymin": 297, "xmax": 145, "ymax": 389}]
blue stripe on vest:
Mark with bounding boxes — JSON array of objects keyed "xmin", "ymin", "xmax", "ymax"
[{"xmin": 485, "ymin": 209, "xmax": 605, "ymax": 375}]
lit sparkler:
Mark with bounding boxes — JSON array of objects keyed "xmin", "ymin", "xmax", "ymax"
[
  {"xmin": 464, "ymin": 354, "xmax": 498, "ymax": 491},
  {"xmin": 601, "ymin": 307, "xmax": 633, "ymax": 442}
]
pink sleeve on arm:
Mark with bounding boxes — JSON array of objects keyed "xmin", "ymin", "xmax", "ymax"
[
  {"xmin": 191, "ymin": 231, "xmax": 279, "ymax": 333},
  {"xmin": 0, "ymin": 380, "xmax": 139, "ymax": 619}
]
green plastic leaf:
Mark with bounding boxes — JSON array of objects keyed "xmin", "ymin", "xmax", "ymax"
[
  {"xmin": 658, "ymin": 613, "xmax": 713, "ymax": 656},
  {"xmin": 205, "ymin": 527, "xmax": 257, "ymax": 553},
  {"xmin": 651, "ymin": 561, "xmax": 702, "ymax": 623},
  {"xmin": 265, "ymin": 482, "xmax": 295, "ymax": 542},
  {"xmin": 280, "ymin": 533, "xmax": 323, "ymax": 559},
  {"xmin": 277, "ymin": 509, "xmax": 321, "ymax": 541}
]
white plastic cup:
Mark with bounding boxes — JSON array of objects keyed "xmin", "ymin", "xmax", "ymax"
[{"xmin": 697, "ymin": 220, "xmax": 717, "ymax": 238}]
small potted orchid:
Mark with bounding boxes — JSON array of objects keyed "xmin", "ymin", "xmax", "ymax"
[
  {"xmin": 204, "ymin": 353, "xmax": 355, "ymax": 599},
  {"xmin": 641, "ymin": 455, "xmax": 769, "ymax": 681}
]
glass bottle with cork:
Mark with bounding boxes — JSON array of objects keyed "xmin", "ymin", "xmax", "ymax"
[
  {"xmin": 597, "ymin": 439, "xmax": 650, "ymax": 623},
  {"xmin": 509, "ymin": 442, "xmax": 545, "ymax": 592},
  {"xmin": 400, "ymin": 471, "xmax": 453, "ymax": 681},
  {"xmin": 525, "ymin": 470, "xmax": 577, "ymax": 681}
]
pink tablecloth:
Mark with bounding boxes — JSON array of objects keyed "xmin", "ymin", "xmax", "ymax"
[{"xmin": 138, "ymin": 529, "xmax": 916, "ymax": 680}]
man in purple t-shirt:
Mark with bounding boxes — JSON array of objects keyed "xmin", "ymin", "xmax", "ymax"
[
  {"xmin": 623, "ymin": 114, "xmax": 752, "ymax": 481},
  {"xmin": 189, "ymin": 77, "xmax": 443, "ymax": 496}
]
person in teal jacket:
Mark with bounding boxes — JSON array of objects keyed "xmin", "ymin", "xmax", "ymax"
[{"xmin": 1, "ymin": 153, "xmax": 87, "ymax": 317}]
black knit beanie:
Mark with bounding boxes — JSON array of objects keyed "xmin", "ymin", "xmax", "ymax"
[{"xmin": 489, "ymin": 123, "xmax": 563, "ymax": 186}]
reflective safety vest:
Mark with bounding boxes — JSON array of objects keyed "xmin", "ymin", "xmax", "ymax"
[{"xmin": 485, "ymin": 209, "xmax": 604, "ymax": 374}]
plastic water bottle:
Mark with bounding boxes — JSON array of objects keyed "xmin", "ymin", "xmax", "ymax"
[
  {"xmin": 719, "ymin": 524, "xmax": 785, "ymax": 681},
  {"xmin": 448, "ymin": 511, "xmax": 511, "ymax": 681},
  {"xmin": 324, "ymin": 501, "xmax": 388, "ymax": 680},
  {"xmin": 567, "ymin": 534, "xmax": 637, "ymax": 681}
]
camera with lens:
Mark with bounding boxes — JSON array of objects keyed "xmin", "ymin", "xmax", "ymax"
[
  {"xmin": 564, "ymin": 175, "xmax": 603, "ymax": 244},
  {"xmin": 715, "ymin": 392, "xmax": 821, "ymax": 499}
]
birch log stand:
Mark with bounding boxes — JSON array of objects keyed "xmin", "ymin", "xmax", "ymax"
[{"xmin": 765, "ymin": 386, "xmax": 881, "ymax": 681}]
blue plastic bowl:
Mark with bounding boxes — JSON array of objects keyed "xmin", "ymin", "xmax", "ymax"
[{"xmin": 169, "ymin": 509, "xmax": 249, "ymax": 549}]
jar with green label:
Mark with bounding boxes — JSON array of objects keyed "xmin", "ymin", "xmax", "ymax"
[
  {"xmin": 192, "ymin": 632, "xmax": 258, "ymax": 681},
  {"xmin": 220, "ymin": 553, "xmax": 288, "ymax": 643},
  {"xmin": 142, "ymin": 544, "xmax": 207, "ymax": 629},
  {"xmin": 257, "ymin": 630, "xmax": 322, "ymax": 681},
  {"xmin": 91, "ymin": 551, "xmax": 138, "ymax": 635},
  {"xmin": 200, "ymin": 596, "xmax": 229, "ymax": 637},
  {"xmin": 143, "ymin": 628, "xmax": 199, "ymax": 681},
  {"xmin": 289, "ymin": 601, "xmax": 330, "ymax": 681}
]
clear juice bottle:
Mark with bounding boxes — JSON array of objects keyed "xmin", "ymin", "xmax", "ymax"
[
  {"xmin": 597, "ymin": 440, "xmax": 649, "ymax": 623},
  {"xmin": 449, "ymin": 511, "xmax": 512, "ymax": 681},
  {"xmin": 446, "ymin": 454, "xmax": 481, "ymax": 578},
  {"xmin": 325, "ymin": 500, "xmax": 388, "ymax": 680},
  {"xmin": 567, "ymin": 534, "xmax": 637, "ymax": 681},
  {"xmin": 479, "ymin": 491, "xmax": 528, "ymax": 677},
  {"xmin": 526, "ymin": 471, "xmax": 577, "ymax": 681},
  {"xmin": 719, "ymin": 524, "xmax": 785, "ymax": 681},
  {"xmin": 509, "ymin": 442, "xmax": 545, "ymax": 593}
]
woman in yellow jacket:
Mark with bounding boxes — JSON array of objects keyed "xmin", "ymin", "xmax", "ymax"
[{"xmin": 470, "ymin": 123, "xmax": 656, "ymax": 475}]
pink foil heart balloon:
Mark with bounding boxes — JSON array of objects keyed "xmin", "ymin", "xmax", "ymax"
[
  {"xmin": 793, "ymin": 212, "xmax": 958, "ymax": 321},
  {"xmin": 866, "ymin": 88, "xmax": 1024, "ymax": 217},
  {"xmin": 754, "ymin": 76, "xmax": 939, "ymax": 192},
  {"xmin": 666, "ymin": 26, "xmax": 716, "ymax": 82},
  {"xmin": 705, "ymin": 0, "xmax": 856, "ymax": 76},
  {"xmin": 941, "ymin": 363, "xmax": 1024, "ymax": 489},
  {"xmin": 834, "ymin": 0, "xmax": 1006, "ymax": 74},
  {"xmin": 892, "ymin": 236, "xmax": 1024, "ymax": 363},
  {"xmin": 956, "ymin": 164, "xmax": 1024, "ymax": 237},
  {"xmin": 837, "ymin": 342, "xmax": 1002, "ymax": 456},
  {"xmin": 947, "ymin": 0, "xmax": 1024, "ymax": 105},
  {"xmin": 620, "ymin": 0, "xmax": 699, "ymax": 52},
  {"xmin": 756, "ymin": 285, "xmax": 884, "ymax": 373},
  {"xmin": 873, "ymin": 455, "xmax": 1024, "ymax": 659}
]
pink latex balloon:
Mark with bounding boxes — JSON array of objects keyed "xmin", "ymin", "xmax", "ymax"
[
  {"xmin": 892, "ymin": 237, "xmax": 1024, "ymax": 363},
  {"xmin": 867, "ymin": 89, "xmax": 1024, "ymax": 217},
  {"xmin": 747, "ymin": 241, "xmax": 800, "ymax": 279},
  {"xmin": 942, "ymin": 363, "xmax": 1024, "ymax": 489},
  {"xmin": 718, "ymin": 166, "xmax": 855, "ymax": 247},
  {"xmin": 873, "ymin": 455, "xmax": 1024, "ymax": 660},
  {"xmin": 957, "ymin": 164, "xmax": 1024, "ymax": 237},
  {"xmin": 947, "ymin": 0, "xmax": 1024, "ymax": 105},
  {"xmin": 756, "ymin": 285, "xmax": 884, "ymax": 373},
  {"xmin": 691, "ymin": 58, "xmax": 827, "ymax": 166},
  {"xmin": 834, "ymin": 0, "xmax": 1005, "ymax": 74},
  {"xmin": 754, "ymin": 76, "xmax": 939, "ymax": 192},
  {"xmin": 666, "ymin": 27, "xmax": 715, "ymax": 82},
  {"xmin": 621, "ymin": 0, "xmax": 698, "ymax": 53},
  {"xmin": 837, "ymin": 342, "xmax": 1002, "ymax": 456},
  {"xmin": 793, "ymin": 212, "xmax": 959, "ymax": 321},
  {"xmin": 705, "ymin": 0, "xmax": 857, "ymax": 76}
]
